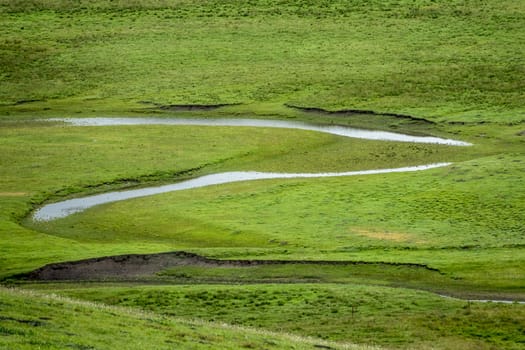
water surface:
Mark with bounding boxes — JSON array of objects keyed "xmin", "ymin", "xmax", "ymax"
[
  {"xmin": 33, "ymin": 163, "xmax": 450, "ymax": 221},
  {"xmin": 51, "ymin": 117, "xmax": 471, "ymax": 146},
  {"xmin": 34, "ymin": 117, "xmax": 470, "ymax": 221}
]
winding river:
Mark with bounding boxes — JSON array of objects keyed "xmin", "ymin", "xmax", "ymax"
[
  {"xmin": 49, "ymin": 117, "xmax": 471, "ymax": 145},
  {"xmin": 33, "ymin": 117, "xmax": 470, "ymax": 221},
  {"xmin": 31, "ymin": 118, "xmax": 525, "ymax": 304}
]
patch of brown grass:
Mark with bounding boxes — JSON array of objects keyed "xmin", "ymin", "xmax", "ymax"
[
  {"xmin": 0, "ymin": 192, "xmax": 27, "ymax": 196},
  {"xmin": 351, "ymin": 227, "xmax": 423, "ymax": 243}
]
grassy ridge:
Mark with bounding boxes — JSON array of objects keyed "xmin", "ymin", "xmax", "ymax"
[
  {"xmin": 1, "ymin": 0, "xmax": 524, "ymax": 121},
  {"xmin": 0, "ymin": 287, "xmax": 365, "ymax": 350},
  {"xmin": 28, "ymin": 283, "xmax": 525, "ymax": 350}
]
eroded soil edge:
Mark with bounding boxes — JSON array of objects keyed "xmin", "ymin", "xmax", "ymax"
[
  {"xmin": 20, "ymin": 251, "xmax": 440, "ymax": 281},
  {"xmin": 284, "ymin": 103, "xmax": 435, "ymax": 125}
]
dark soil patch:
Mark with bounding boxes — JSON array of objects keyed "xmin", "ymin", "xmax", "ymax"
[
  {"xmin": 18, "ymin": 251, "xmax": 441, "ymax": 281},
  {"xmin": 140, "ymin": 101, "xmax": 240, "ymax": 111},
  {"xmin": 0, "ymin": 315, "xmax": 45, "ymax": 327},
  {"xmin": 13, "ymin": 99, "xmax": 42, "ymax": 105},
  {"xmin": 158, "ymin": 103, "xmax": 239, "ymax": 111},
  {"xmin": 285, "ymin": 103, "xmax": 435, "ymax": 125},
  {"xmin": 447, "ymin": 120, "xmax": 487, "ymax": 125}
]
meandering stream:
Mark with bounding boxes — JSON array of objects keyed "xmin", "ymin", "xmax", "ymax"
[
  {"xmin": 33, "ymin": 163, "xmax": 451, "ymax": 221},
  {"xmin": 30, "ymin": 118, "xmax": 525, "ymax": 304},
  {"xmin": 49, "ymin": 117, "xmax": 472, "ymax": 146},
  {"xmin": 33, "ymin": 117, "xmax": 470, "ymax": 221}
]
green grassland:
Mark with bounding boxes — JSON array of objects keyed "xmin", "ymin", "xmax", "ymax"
[
  {"xmin": 1, "ymin": 0, "xmax": 524, "ymax": 349},
  {"xmin": 32, "ymin": 155, "xmax": 524, "ymax": 252},
  {"xmin": 0, "ymin": 287, "xmax": 367, "ymax": 350},
  {"xmin": 22, "ymin": 283, "xmax": 524, "ymax": 350},
  {"xmin": 1, "ymin": 0, "xmax": 524, "ymax": 122},
  {"xmin": 1, "ymin": 123, "xmax": 475, "ymax": 277}
]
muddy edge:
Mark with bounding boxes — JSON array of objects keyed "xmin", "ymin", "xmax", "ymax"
[{"xmin": 21, "ymin": 251, "xmax": 440, "ymax": 281}]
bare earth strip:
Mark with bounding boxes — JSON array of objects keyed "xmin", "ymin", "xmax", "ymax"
[{"xmin": 0, "ymin": 192, "xmax": 27, "ymax": 196}]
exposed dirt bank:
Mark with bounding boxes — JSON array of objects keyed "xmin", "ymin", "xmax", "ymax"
[
  {"xmin": 140, "ymin": 101, "xmax": 239, "ymax": 111},
  {"xmin": 285, "ymin": 103, "xmax": 435, "ymax": 125},
  {"xmin": 21, "ymin": 251, "xmax": 440, "ymax": 281},
  {"xmin": 13, "ymin": 99, "xmax": 42, "ymax": 105},
  {"xmin": 158, "ymin": 104, "xmax": 238, "ymax": 111}
]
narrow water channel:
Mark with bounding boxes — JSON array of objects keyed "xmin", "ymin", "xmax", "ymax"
[
  {"xmin": 33, "ymin": 117, "xmax": 470, "ymax": 221},
  {"xmin": 33, "ymin": 163, "xmax": 450, "ymax": 221},
  {"xmin": 50, "ymin": 117, "xmax": 472, "ymax": 146}
]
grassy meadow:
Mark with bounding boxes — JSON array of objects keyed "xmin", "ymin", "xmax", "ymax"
[
  {"xmin": 0, "ymin": 287, "xmax": 366, "ymax": 350},
  {"xmin": 1, "ymin": 0, "xmax": 524, "ymax": 349},
  {"xmin": 1, "ymin": 0, "xmax": 524, "ymax": 122},
  {"xmin": 21, "ymin": 283, "xmax": 523, "ymax": 350}
]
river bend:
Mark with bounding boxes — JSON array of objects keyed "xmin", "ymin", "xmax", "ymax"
[{"xmin": 33, "ymin": 117, "xmax": 470, "ymax": 221}]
